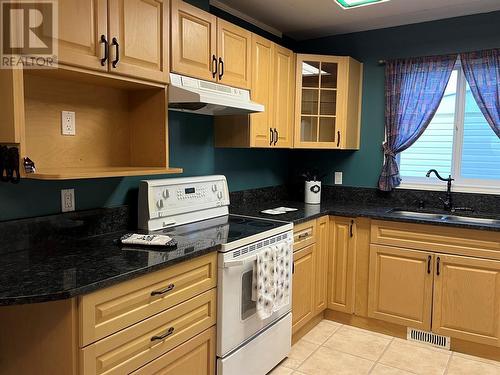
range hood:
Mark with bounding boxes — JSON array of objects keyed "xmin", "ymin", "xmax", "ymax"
[{"xmin": 168, "ymin": 73, "xmax": 264, "ymax": 116}]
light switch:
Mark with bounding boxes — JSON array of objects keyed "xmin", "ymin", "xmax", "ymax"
[{"xmin": 334, "ymin": 172, "xmax": 343, "ymax": 185}]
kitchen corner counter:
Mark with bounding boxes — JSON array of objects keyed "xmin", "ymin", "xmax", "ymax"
[
  {"xmin": 230, "ymin": 200, "xmax": 500, "ymax": 232},
  {"xmin": 0, "ymin": 225, "xmax": 221, "ymax": 306}
]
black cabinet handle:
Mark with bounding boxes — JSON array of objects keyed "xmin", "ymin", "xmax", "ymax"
[
  {"xmin": 337, "ymin": 131, "xmax": 341, "ymax": 147},
  {"xmin": 292, "ymin": 262, "xmax": 295, "ymax": 274},
  {"xmin": 151, "ymin": 283, "xmax": 175, "ymax": 296},
  {"xmin": 212, "ymin": 55, "xmax": 218, "ymax": 78},
  {"xmin": 100, "ymin": 35, "xmax": 109, "ymax": 66},
  {"xmin": 273, "ymin": 128, "xmax": 278, "ymax": 145},
  {"xmin": 270, "ymin": 128, "xmax": 274, "ymax": 146},
  {"xmin": 350, "ymin": 220, "xmax": 354, "ymax": 237},
  {"xmin": 111, "ymin": 37, "xmax": 120, "ymax": 68},
  {"xmin": 436, "ymin": 257, "xmax": 441, "ymax": 276},
  {"xmin": 427, "ymin": 256, "xmax": 432, "ymax": 274},
  {"xmin": 218, "ymin": 57, "xmax": 224, "ymax": 80},
  {"xmin": 298, "ymin": 232, "xmax": 309, "ymax": 240},
  {"xmin": 151, "ymin": 327, "xmax": 174, "ymax": 342}
]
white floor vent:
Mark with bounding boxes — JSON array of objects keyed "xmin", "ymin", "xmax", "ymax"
[{"xmin": 407, "ymin": 328, "xmax": 450, "ymax": 350}]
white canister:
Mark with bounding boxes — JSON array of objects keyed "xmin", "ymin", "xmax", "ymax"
[{"xmin": 305, "ymin": 180, "xmax": 321, "ymax": 204}]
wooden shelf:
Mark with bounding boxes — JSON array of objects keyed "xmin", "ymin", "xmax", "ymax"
[{"xmin": 25, "ymin": 167, "xmax": 183, "ymax": 180}]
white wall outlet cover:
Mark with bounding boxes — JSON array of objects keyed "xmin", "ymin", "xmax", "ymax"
[
  {"xmin": 61, "ymin": 111, "xmax": 76, "ymax": 136},
  {"xmin": 334, "ymin": 172, "xmax": 343, "ymax": 185},
  {"xmin": 61, "ymin": 189, "xmax": 75, "ymax": 212}
]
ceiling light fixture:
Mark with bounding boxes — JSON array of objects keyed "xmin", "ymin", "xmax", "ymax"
[{"xmin": 335, "ymin": 0, "xmax": 390, "ymax": 9}]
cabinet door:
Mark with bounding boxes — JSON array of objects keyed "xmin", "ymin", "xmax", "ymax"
[
  {"xmin": 217, "ymin": 19, "xmax": 252, "ymax": 89},
  {"xmin": 273, "ymin": 45, "xmax": 295, "ymax": 148},
  {"xmin": 328, "ymin": 217, "xmax": 356, "ymax": 313},
  {"xmin": 368, "ymin": 245, "xmax": 433, "ymax": 331},
  {"xmin": 432, "ymin": 254, "xmax": 500, "ymax": 346},
  {"xmin": 314, "ymin": 216, "xmax": 329, "ymax": 314},
  {"xmin": 294, "ymin": 54, "xmax": 345, "ymax": 149},
  {"xmin": 108, "ymin": 0, "xmax": 169, "ymax": 83},
  {"xmin": 131, "ymin": 327, "xmax": 216, "ymax": 375},
  {"xmin": 171, "ymin": 0, "xmax": 216, "ymax": 81},
  {"xmin": 250, "ymin": 35, "xmax": 273, "ymax": 148},
  {"xmin": 58, "ymin": 0, "xmax": 108, "ymax": 71},
  {"xmin": 292, "ymin": 245, "xmax": 315, "ymax": 333}
]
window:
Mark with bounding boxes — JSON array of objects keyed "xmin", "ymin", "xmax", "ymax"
[{"xmin": 399, "ymin": 64, "xmax": 500, "ymax": 194}]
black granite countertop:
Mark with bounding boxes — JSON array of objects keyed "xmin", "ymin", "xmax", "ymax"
[
  {"xmin": 0, "ymin": 221, "xmax": 222, "ymax": 306},
  {"xmin": 231, "ymin": 200, "xmax": 500, "ymax": 232},
  {"xmin": 1, "ymin": 190, "xmax": 499, "ymax": 307}
]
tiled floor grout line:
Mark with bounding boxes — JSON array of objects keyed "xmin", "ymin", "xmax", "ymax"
[
  {"xmin": 443, "ymin": 352, "xmax": 454, "ymax": 375},
  {"xmin": 283, "ymin": 323, "xmax": 344, "ymax": 373},
  {"xmin": 368, "ymin": 336, "xmax": 395, "ymax": 374}
]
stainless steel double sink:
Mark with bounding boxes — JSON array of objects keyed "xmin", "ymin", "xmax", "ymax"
[{"xmin": 386, "ymin": 209, "xmax": 500, "ymax": 226}]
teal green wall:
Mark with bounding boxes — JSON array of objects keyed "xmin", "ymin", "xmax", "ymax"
[{"xmin": 293, "ymin": 11, "xmax": 500, "ymax": 188}]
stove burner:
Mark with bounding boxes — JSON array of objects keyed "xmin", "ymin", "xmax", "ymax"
[
  {"xmin": 230, "ymin": 217, "xmax": 247, "ymax": 224},
  {"xmin": 228, "ymin": 230, "xmax": 243, "ymax": 238},
  {"xmin": 247, "ymin": 221, "xmax": 274, "ymax": 228}
]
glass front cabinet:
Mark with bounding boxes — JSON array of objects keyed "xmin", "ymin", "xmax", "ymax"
[{"xmin": 294, "ymin": 54, "xmax": 363, "ymax": 149}]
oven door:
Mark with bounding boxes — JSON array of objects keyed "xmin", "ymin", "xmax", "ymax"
[{"xmin": 217, "ymin": 237, "xmax": 293, "ymax": 357}]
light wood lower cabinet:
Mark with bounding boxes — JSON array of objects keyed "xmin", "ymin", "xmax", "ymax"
[
  {"xmin": 80, "ymin": 289, "xmax": 216, "ymax": 375},
  {"xmin": 314, "ymin": 216, "xmax": 329, "ymax": 313},
  {"xmin": 432, "ymin": 254, "xmax": 500, "ymax": 347},
  {"xmin": 292, "ymin": 244, "xmax": 316, "ymax": 333},
  {"xmin": 131, "ymin": 327, "xmax": 216, "ymax": 375},
  {"xmin": 368, "ymin": 245, "xmax": 434, "ymax": 330},
  {"xmin": 328, "ymin": 217, "xmax": 356, "ymax": 313},
  {"xmin": 80, "ymin": 252, "xmax": 217, "ymax": 346}
]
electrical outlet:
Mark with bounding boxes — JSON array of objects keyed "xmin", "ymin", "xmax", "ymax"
[
  {"xmin": 61, "ymin": 189, "xmax": 75, "ymax": 212},
  {"xmin": 61, "ymin": 111, "xmax": 76, "ymax": 136},
  {"xmin": 334, "ymin": 171, "xmax": 343, "ymax": 185}
]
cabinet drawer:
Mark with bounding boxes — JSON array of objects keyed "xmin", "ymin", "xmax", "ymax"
[
  {"xmin": 371, "ymin": 220, "xmax": 500, "ymax": 260},
  {"xmin": 79, "ymin": 253, "xmax": 217, "ymax": 347},
  {"xmin": 131, "ymin": 327, "xmax": 216, "ymax": 375},
  {"xmin": 293, "ymin": 220, "xmax": 316, "ymax": 251},
  {"xmin": 80, "ymin": 289, "xmax": 217, "ymax": 375}
]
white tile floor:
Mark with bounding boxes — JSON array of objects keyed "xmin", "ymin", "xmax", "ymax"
[{"xmin": 268, "ymin": 320, "xmax": 500, "ymax": 375}]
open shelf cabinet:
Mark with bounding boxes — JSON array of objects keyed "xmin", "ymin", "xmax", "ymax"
[{"xmin": 0, "ymin": 68, "xmax": 182, "ymax": 180}]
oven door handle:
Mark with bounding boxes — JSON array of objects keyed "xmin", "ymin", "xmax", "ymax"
[{"xmin": 223, "ymin": 253, "xmax": 257, "ymax": 268}]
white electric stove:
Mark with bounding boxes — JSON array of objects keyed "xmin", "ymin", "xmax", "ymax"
[{"xmin": 138, "ymin": 176, "xmax": 293, "ymax": 375}]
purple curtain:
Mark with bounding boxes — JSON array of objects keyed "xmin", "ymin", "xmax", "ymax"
[
  {"xmin": 461, "ymin": 48, "xmax": 500, "ymax": 138},
  {"xmin": 378, "ymin": 54, "xmax": 457, "ymax": 191}
]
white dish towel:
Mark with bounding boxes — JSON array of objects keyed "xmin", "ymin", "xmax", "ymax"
[{"xmin": 252, "ymin": 241, "xmax": 292, "ymax": 320}]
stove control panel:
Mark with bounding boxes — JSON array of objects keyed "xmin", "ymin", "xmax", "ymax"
[{"xmin": 138, "ymin": 175, "xmax": 230, "ymax": 231}]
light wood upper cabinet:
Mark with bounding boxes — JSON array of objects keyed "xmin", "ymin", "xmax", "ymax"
[
  {"xmin": 273, "ymin": 45, "xmax": 295, "ymax": 148},
  {"xmin": 249, "ymin": 34, "xmax": 274, "ymax": 147},
  {"xmin": 57, "ymin": 0, "xmax": 169, "ymax": 83},
  {"xmin": 292, "ymin": 244, "xmax": 315, "ymax": 334},
  {"xmin": 294, "ymin": 54, "xmax": 362, "ymax": 149},
  {"xmin": 58, "ymin": 0, "xmax": 108, "ymax": 71},
  {"xmin": 328, "ymin": 217, "xmax": 356, "ymax": 313},
  {"xmin": 108, "ymin": 0, "xmax": 169, "ymax": 83},
  {"xmin": 314, "ymin": 216, "xmax": 329, "ymax": 314},
  {"xmin": 170, "ymin": 1, "xmax": 250, "ymax": 89},
  {"xmin": 170, "ymin": 0, "xmax": 217, "ymax": 82},
  {"xmin": 368, "ymin": 245, "xmax": 434, "ymax": 331},
  {"xmin": 213, "ymin": 39, "xmax": 295, "ymax": 148},
  {"xmin": 217, "ymin": 19, "xmax": 252, "ymax": 89},
  {"xmin": 432, "ymin": 254, "xmax": 500, "ymax": 347}
]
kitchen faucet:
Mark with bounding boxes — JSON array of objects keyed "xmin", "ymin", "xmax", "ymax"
[{"xmin": 426, "ymin": 169, "xmax": 454, "ymax": 211}]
